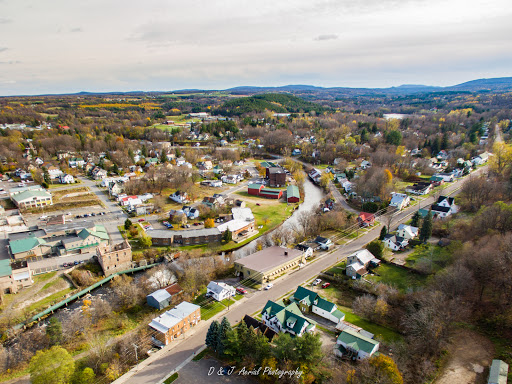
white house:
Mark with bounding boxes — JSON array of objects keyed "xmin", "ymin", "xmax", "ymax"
[
  {"xmin": 382, "ymin": 234, "xmax": 409, "ymax": 251},
  {"xmin": 433, "ymin": 173, "xmax": 454, "ymax": 182},
  {"xmin": 389, "ymin": 193, "xmax": 410, "ymax": 210},
  {"xmin": 58, "ymin": 174, "xmax": 75, "ymax": 184},
  {"xmin": 292, "ymin": 286, "xmax": 345, "ymax": 325},
  {"xmin": 334, "ymin": 328, "xmax": 379, "ymax": 360},
  {"xmin": 314, "ymin": 236, "xmax": 333, "ymax": 250},
  {"xmin": 206, "ymin": 281, "xmax": 236, "ymax": 301},
  {"xmin": 170, "ymin": 191, "xmax": 190, "ymax": 204},
  {"xmin": 346, "ymin": 249, "xmax": 380, "ymax": 278},
  {"xmin": 360, "ymin": 160, "xmax": 372, "ymax": 169},
  {"xmin": 431, "ymin": 196, "xmax": 458, "ymax": 218},
  {"xmin": 68, "ymin": 157, "xmax": 85, "ymax": 168},
  {"xmin": 261, "ymin": 300, "xmax": 316, "ymax": 336},
  {"xmin": 396, "ymin": 224, "xmax": 419, "ymax": 240}
]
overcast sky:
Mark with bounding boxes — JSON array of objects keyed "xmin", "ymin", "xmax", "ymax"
[{"xmin": 1, "ymin": 0, "xmax": 511, "ymax": 95}]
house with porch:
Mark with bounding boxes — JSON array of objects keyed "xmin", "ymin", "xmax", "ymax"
[
  {"xmin": 382, "ymin": 234, "xmax": 409, "ymax": 251},
  {"xmin": 291, "ymin": 286, "xmax": 345, "ymax": 324},
  {"xmin": 261, "ymin": 300, "xmax": 316, "ymax": 337}
]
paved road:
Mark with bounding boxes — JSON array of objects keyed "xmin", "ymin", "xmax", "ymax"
[
  {"xmin": 328, "ymin": 181, "xmax": 358, "ymax": 214},
  {"xmin": 116, "ymin": 166, "xmax": 486, "ymax": 384}
]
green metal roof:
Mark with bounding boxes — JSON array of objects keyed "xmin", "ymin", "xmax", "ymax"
[
  {"xmin": 287, "ymin": 185, "xmax": 300, "ymax": 199},
  {"xmin": 248, "ymin": 183, "xmax": 264, "ymax": 190},
  {"xmin": 78, "ymin": 225, "xmax": 109, "ymax": 241},
  {"xmin": 9, "ymin": 236, "xmax": 47, "ymax": 255},
  {"xmin": 430, "ymin": 175, "xmax": 444, "ymax": 181},
  {"xmin": 0, "ymin": 259, "xmax": 12, "ymax": 278},
  {"xmin": 332, "ymin": 309, "xmax": 345, "ymax": 320},
  {"xmin": 11, "ymin": 190, "xmax": 51, "ymax": 204},
  {"xmin": 337, "ymin": 328, "xmax": 379, "ymax": 354},
  {"xmin": 260, "ymin": 161, "xmax": 277, "ymax": 168},
  {"xmin": 260, "ymin": 188, "xmax": 282, "ymax": 195},
  {"xmin": 315, "ymin": 297, "xmax": 336, "ymax": 313},
  {"xmin": 293, "ymin": 286, "xmax": 317, "ymax": 304}
]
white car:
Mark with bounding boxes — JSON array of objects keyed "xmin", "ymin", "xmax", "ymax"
[
  {"xmin": 312, "ymin": 278, "xmax": 322, "ymax": 286},
  {"xmin": 264, "ymin": 283, "xmax": 273, "ymax": 290}
]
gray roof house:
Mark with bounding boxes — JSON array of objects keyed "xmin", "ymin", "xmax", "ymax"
[{"xmin": 488, "ymin": 359, "xmax": 508, "ymax": 384}]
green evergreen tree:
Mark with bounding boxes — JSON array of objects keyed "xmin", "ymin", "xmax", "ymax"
[
  {"xmin": 160, "ymin": 151, "xmax": 167, "ymax": 163},
  {"xmin": 360, "ymin": 128, "xmax": 369, "ymax": 143},
  {"xmin": 205, "ymin": 320, "xmax": 219, "ymax": 350},
  {"xmin": 419, "ymin": 211, "xmax": 433, "ymax": 242},
  {"xmin": 379, "ymin": 226, "xmax": 387, "ymax": 240},
  {"xmin": 441, "ymin": 131, "xmax": 449, "ymax": 150},
  {"xmin": 223, "ymin": 328, "xmax": 242, "ymax": 362},
  {"xmin": 43, "ymin": 168, "xmax": 51, "ymax": 185},
  {"xmin": 46, "ymin": 317, "xmax": 63, "ymax": 346},
  {"xmin": 411, "ymin": 211, "xmax": 421, "ymax": 227},
  {"xmin": 252, "ymin": 330, "xmax": 271, "ymax": 365},
  {"xmin": 124, "ymin": 218, "xmax": 132, "ymax": 230},
  {"xmin": 222, "ymin": 229, "xmax": 232, "ymax": 243},
  {"xmin": 293, "ymin": 332, "xmax": 323, "ymax": 365},
  {"xmin": 366, "ymin": 240, "xmax": 384, "ymax": 258},
  {"xmin": 141, "ymin": 145, "xmax": 148, "ymax": 157},
  {"xmin": 216, "ymin": 317, "xmax": 231, "ymax": 356}
]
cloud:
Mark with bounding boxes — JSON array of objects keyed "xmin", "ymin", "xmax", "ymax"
[
  {"xmin": 314, "ymin": 34, "xmax": 338, "ymax": 41},
  {"xmin": 0, "ymin": 18, "xmax": 12, "ymax": 24}
]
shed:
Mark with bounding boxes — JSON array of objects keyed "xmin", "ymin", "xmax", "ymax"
[{"xmin": 147, "ymin": 289, "xmax": 171, "ymax": 310}]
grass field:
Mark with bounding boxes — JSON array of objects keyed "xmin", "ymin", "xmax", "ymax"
[
  {"xmin": 368, "ymin": 264, "xmax": 427, "ymax": 291},
  {"xmin": 338, "ymin": 305, "xmax": 401, "ymax": 343},
  {"xmin": 405, "ymin": 244, "xmax": 453, "ymax": 273},
  {"xmin": 26, "ymin": 287, "xmax": 75, "ymax": 314}
]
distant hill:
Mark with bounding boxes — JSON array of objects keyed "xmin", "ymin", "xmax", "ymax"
[
  {"xmin": 446, "ymin": 77, "xmax": 512, "ymax": 92},
  {"xmin": 214, "ymin": 93, "xmax": 328, "ymax": 116}
]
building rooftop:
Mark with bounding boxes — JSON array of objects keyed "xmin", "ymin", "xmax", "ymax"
[
  {"xmin": 235, "ymin": 246, "xmax": 304, "ymax": 273},
  {"xmin": 150, "ymin": 227, "xmax": 221, "ymax": 239},
  {"xmin": 337, "ymin": 328, "xmax": 379, "ymax": 353}
]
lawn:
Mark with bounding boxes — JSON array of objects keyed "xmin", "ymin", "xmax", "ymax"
[
  {"xmin": 26, "ymin": 287, "xmax": 75, "ymax": 314},
  {"xmin": 367, "ymin": 264, "xmax": 427, "ymax": 291},
  {"xmin": 405, "ymin": 244, "xmax": 453, "ymax": 273},
  {"xmin": 33, "ymin": 271, "xmax": 57, "ymax": 284},
  {"xmin": 200, "ymin": 301, "xmax": 226, "ymax": 321},
  {"xmin": 338, "ymin": 305, "xmax": 401, "ymax": 343},
  {"xmin": 326, "ymin": 261, "xmax": 346, "ymax": 275}
]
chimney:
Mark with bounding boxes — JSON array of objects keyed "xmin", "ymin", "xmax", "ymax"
[{"xmin": 284, "ymin": 251, "xmax": 288, "ymax": 256}]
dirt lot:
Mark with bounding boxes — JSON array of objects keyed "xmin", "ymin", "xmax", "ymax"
[{"xmin": 435, "ymin": 329, "xmax": 494, "ymax": 384}]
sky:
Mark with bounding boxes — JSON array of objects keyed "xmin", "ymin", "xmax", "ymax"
[{"xmin": 1, "ymin": 0, "xmax": 511, "ymax": 95}]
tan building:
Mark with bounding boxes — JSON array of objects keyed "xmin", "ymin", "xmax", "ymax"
[
  {"xmin": 9, "ymin": 185, "xmax": 53, "ymax": 209},
  {"xmin": 96, "ymin": 240, "xmax": 132, "ymax": 276},
  {"xmin": 234, "ymin": 246, "xmax": 310, "ymax": 284},
  {"xmin": 149, "ymin": 302, "xmax": 201, "ymax": 346},
  {"xmin": 0, "ymin": 260, "xmax": 33, "ymax": 294}
]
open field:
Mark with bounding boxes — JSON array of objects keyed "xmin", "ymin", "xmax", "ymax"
[
  {"xmin": 367, "ymin": 263, "xmax": 427, "ymax": 291},
  {"xmin": 405, "ymin": 244, "xmax": 453, "ymax": 273},
  {"xmin": 338, "ymin": 305, "xmax": 401, "ymax": 343}
]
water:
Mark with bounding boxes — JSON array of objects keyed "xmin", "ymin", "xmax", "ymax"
[
  {"xmin": 233, "ymin": 178, "xmax": 326, "ymax": 258},
  {"xmin": 383, "ymin": 113, "xmax": 408, "ymax": 120}
]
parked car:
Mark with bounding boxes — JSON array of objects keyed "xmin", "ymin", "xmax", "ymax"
[
  {"xmin": 264, "ymin": 283, "xmax": 273, "ymax": 290},
  {"xmin": 312, "ymin": 278, "xmax": 322, "ymax": 286},
  {"xmin": 321, "ymin": 282, "xmax": 331, "ymax": 289},
  {"xmin": 63, "ymin": 263, "xmax": 69, "ymax": 267},
  {"xmin": 138, "ymin": 218, "xmax": 145, "ymax": 222},
  {"xmin": 236, "ymin": 287, "xmax": 247, "ymax": 294}
]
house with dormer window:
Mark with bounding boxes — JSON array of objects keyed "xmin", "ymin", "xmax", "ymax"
[
  {"xmin": 291, "ymin": 286, "xmax": 345, "ymax": 325},
  {"xmin": 261, "ymin": 300, "xmax": 316, "ymax": 336}
]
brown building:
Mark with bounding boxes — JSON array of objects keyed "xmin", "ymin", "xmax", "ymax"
[
  {"xmin": 267, "ymin": 167, "xmax": 286, "ymax": 187},
  {"xmin": 0, "ymin": 260, "xmax": 33, "ymax": 294},
  {"xmin": 96, "ymin": 240, "xmax": 132, "ymax": 276},
  {"xmin": 149, "ymin": 302, "xmax": 201, "ymax": 346},
  {"xmin": 150, "ymin": 228, "xmax": 222, "ymax": 247}
]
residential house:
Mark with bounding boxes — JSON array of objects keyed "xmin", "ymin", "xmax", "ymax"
[
  {"xmin": 473, "ymin": 152, "xmax": 491, "ymax": 166},
  {"xmin": 146, "ymin": 283, "xmax": 183, "ymax": 310},
  {"xmin": 58, "ymin": 174, "xmax": 74, "ymax": 184},
  {"xmin": 314, "ymin": 236, "xmax": 333, "ymax": 250},
  {"xmin": 396, "ymin": 224, "xmax": 419, "ymax": 239},
  {"xmin": 334, "ymin": 328, "xmax": 380, "ymax": 360},
  {"xmin": 206, "ymin": 281, "xmax": 236, "ymax": 301},
  {"xmin": 291, "ymin": 286, "xmax": 345, "ymax": 324},
  {"xmin": 183, "ymin": 206, "xmax": 199, "ymax": 219},
  {"xmin": 170, "ymin": 191, "xmax": 190, "ymax": 204},
  {"xmin": 357, "ymin": 212, "xmax": 375, "ymax": 227},
  {"xmin": 308, "ymin": 168, "xmax": 322, "ymax": 184},
  {"xmin": 42, "ymin": 163, "xmax": 63, "ymax": 179},
  {"xmin": 242, "ymin": 315, "xmax": 277, "ymax": 341},
  {"xmin": 92, "ymin": 167, "xmax": 108, "ymax": 180},
  {"xmin": 360, "ymin": 160, "xmax": 372, "ymax": 169},
  {"xmin": 405, "ymin": 182, "xmax": 433, "ymax": 195},
  {"xmin": 341, "ymin": 179, "xmax": 354, "ymax": 192},
  {"xmin": 431, "ymin": 196, "xmax": 458, "ymax": 218},
  {"xmin": 148, "ymin": 302, "xmax": 201, "ymax": 346},
  {"xmin": 68, "ymin": 157, "xmax": 85, "ymax": 168},
  {"xmin": 382, "ymin": 234, "xmax": 409, "ymax": 251},
  {"xmin": 389, "ymin": 193, "xmax": 410, "ymax": 210},
  {"xmin": 346, "ymin": 249, "xmax": 380, "ymax": 278},
  {"xmin": 221, "ymin": 175, "xmax": 238, "ymax": 184},
  {"xmin": 292, "ymin": 149, "xmax": 301, "ymax": 156},
  {"xmin": 261, "ymin": 300, "xmax": 316, "ymax": 336}
]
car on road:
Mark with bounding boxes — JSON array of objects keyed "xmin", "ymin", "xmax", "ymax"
[
  {"xmin": 264, "ymin": 283, "xmax": 273, "ymax": 290},
  {"xmin": 63, "ymin": 263, "xmax": 69, "ymax": 267},
  {"xmin": 138, "ymin": 218, "xmax": 145, "ymax": 222},
  {"xmin": 312, "ymin": 278, "xmax": 322, "ymax": 286},
  {"xmin": 321, "ymin": 282, "xmax": 331, "ymax": 288},
  {"xmin": 74, "ymin": 261, "xmax": 79, "ymax": 265},
  {"xmin": 236, "ymin": 287, "xmax": 247, "ymax": 294}
]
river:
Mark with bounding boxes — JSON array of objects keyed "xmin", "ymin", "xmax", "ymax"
[{"xmin": 233, "ymin": 178, "xmax": 326, "ymax": 259}]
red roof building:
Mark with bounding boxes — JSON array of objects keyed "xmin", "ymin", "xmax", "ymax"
[{"xmin": 357, "ymin": 212, "xmax": 375, "ymax": 227}]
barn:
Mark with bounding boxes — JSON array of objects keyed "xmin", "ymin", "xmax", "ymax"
[
  {"xmin": 248, "ymin": 183, "xmax": 264, "ymax": 196},
  {"xmin": 287, "ymin": 185, "xmax": 300, "ymax": 203},
  {"xmin": 259, "ymin": 188, "xmax": 283, "ymax": 199}
]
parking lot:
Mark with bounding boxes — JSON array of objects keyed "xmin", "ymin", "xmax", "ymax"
[{"xmin": 175, "ymin": 357, "xmax": 258, "ymax": 384}]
